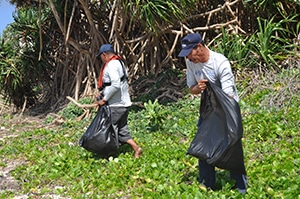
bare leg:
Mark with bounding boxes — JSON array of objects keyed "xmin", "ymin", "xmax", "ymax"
[{"xmin": 126, "ymin": 139, "xmax": 142, "ymax": 158}]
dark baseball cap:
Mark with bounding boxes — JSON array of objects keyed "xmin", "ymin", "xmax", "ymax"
[{"xmin": 178, "ymin": 33, "xmax": 203, "ymax": 57}]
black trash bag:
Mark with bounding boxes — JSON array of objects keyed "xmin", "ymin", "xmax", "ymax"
[
  {"xmin": 187, "ymin": 82, "xmax": 246, "ymax": 174},
  {"xmin": 79, "ymin": 105, "xmax": 119, "ymax": 158}
]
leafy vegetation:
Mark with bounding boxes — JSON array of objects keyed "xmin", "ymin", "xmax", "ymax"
[
  {"xmin": 248, "ymin": 17, "xmax": 296, "ymax": 69},
  {"xmin": 212, "ymin": 16, "xmax": 300, "ymax": 71},
  {"xmin": 213, "ymin": 29, "xmax": 253, "ymax": 70},
  {"xmin": 0, "ymin": 7, "xmax": 54, "ymax": 108},
  {"xmin": 1, "ymin": 67, "xmax": 299, "ymax": 198}
]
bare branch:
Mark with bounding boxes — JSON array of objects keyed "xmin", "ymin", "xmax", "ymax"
[{"xmin": 66, "ymin": 96, "xmax": 98, "ymax": 108}]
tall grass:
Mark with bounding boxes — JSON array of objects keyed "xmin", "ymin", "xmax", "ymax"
[{"xmin": 212, "ymin": 16, "xmax": 299, "ymax": 71}]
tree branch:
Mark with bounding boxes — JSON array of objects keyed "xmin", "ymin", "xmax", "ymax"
[{"xmin": 66, "ymin": 96, "xmax": 98, "ymax": 108}]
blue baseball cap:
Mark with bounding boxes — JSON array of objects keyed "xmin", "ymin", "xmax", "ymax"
[
  {"xmin": 178, "ymin": 33, "xmax": 203, "ymax": 57},
  {"xmin": 96, "ymin": 44, "xmax": 115, "ymax": 57}
]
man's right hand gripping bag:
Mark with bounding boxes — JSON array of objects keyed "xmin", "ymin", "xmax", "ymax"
[
  {"xmin": 187, "ymin": 82, "xmax": 246, "ymax": 175},
  {"xmin": 79, "ymin": 105, "xmax": 119, "ymax": 158}
]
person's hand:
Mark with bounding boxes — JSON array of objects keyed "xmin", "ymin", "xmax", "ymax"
[
  {"xmin": 96, "ymin": 93, "xmax": 103, "ymax": 101},
  {"xmin": 197, "ymin": 79, "xmax": 208, "ymax": 92},
  {"xmin": 94, "ymin": 93, "xmax": 106, "ymax": 106},
  {"xmin": 190, "ymin": 79, "xmax": 208, "ymax": 94},
  {"xmin": 95, "ymin": 99, "xmax": 107, "ymax": 106}
]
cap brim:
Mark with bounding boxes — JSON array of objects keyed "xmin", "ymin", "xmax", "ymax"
[
  {"xmin": 178, "ymin": 48, "xmax": 193, "ymax": 57},
  {"xmin": 96, "ymin": 52, "xmax": 102, "ymax": 57}
]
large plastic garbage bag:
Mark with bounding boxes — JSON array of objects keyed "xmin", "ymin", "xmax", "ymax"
[
  {"xmin": 187, "ymin": 82, "xmax": 246, "ymax": 174},
  {"xmin": 79, "ymin": 105, "xmax": 119, "ymax": 158}
]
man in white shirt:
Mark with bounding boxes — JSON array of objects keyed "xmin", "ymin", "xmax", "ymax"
[
  {"xmin": 178, "ymin": 33, "xmax": 247, "ymax": 193},
  {"xmin": 96, "ymin": 44, "xmax": 142, "ymax": 158}
]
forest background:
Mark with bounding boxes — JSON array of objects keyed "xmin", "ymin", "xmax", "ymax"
[
  {"xmin": 0, "ymin": 0, "xmax": 299, "ymax": 111},
  {"xmin": 0, "ymin": 0, "xmax": 299, "ymax": 198}
]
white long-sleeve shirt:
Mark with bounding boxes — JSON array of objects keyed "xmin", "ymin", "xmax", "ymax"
[
  {"xmin": 102, "ymin": 59, "xmax": 132, "ymax": 107},
  {"xmin": 186, "ymin": 50, "xmax": 239, "ymax": 102}
]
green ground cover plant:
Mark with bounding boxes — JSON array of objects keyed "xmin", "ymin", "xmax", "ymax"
[{"xmin": 0, "ymin": 68, "xmax": 299, "ymax": 198}]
